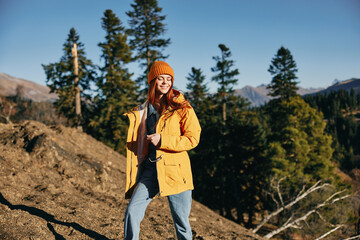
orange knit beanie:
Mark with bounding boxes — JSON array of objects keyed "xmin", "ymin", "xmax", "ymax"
[{"xmin": 148, "ymin": 61, "xmax": 174, "ymax": 84}]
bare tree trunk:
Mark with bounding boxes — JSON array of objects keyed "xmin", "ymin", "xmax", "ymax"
[
  {"xmin": 147, "ymin": 48, "xmax": 151, "ymax": 73},
  {"xmin": 356, "ymin": 208, "xmax": 360, "ymax": 235},
  {"xmin": 222, "ymin": 101, "xmax": 226, "ymax": 122},
  {"xmin": 71, "ymin": 43, "xmax": 82, "ymax": 131}
]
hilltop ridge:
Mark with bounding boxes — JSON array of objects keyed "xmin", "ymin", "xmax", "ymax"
[{"xmin": 0, "ymin": 73, "xmax": 57, "ymax": 102}]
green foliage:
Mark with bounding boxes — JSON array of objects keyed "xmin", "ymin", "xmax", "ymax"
[
  {"xmin": 225, "ymin": 112, "xmax": 270, "ymax": 227},
  {"xmin": 304, "ymin": 90, "xmax": 360, "ymax": 170},
  {"xmin": 267, "ymin": 46, "xmax": 299, "ymax": 100},
  {"xmin": 191, "ymin": 107, "xmax": 270, "ymax": 227},
  {"xmin": 42, "ymin": 28, "xmax": 96, "ymax": 127},
  {"xmin": 126, "ymin": 0, "xmax": 171, "ymax": 88},
  {"xmin": 189, "ymin": 45, "xmax": 270, "ymax": 227},
  {"xmin": 266, "ymin": 96, "xmax": 336, "ymax": 188},
  {"xmin": 89, "ymin": 9, "xmax": 138, "ymax": 154},
  {"xmin": 211, "ymin": 44, "xmax": 239, "ymax": 97},
  {"xmin": 265, "ymin": 48, "xmax": 338, "ymax": 203},
  {"xmin": 259, "ymin": 95, "xmax": 357, "ymax": 237},
  {"xmin": 185, "ymin": 67, "xmax": 210, "ymax": 126},
  {"xmin": 304, "ymin": 90, "xmax": 360, "ymax": 119}
]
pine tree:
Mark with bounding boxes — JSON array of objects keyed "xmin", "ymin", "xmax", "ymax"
[
  {"xmin": 191, "ymin": 98, "xmax": 269, "ymax": 227},
  {"xmin": 267, "ymin": 46, "xmax": 299, "ymax": 100},
  {"xmin": 89, "ymin": 9, "xmax": 138, "ymax": 154},
  {"xmin": 224, "ymin": 112, "xmax": 270, "ymax": 227},
  {"xmin": 266, "ymin": 96, "xmax": 336, "ymax": 190},
  {"xmin": 211, "ymin": 44, "xmax": 240, "ymax": 123},
  {"xmin": 350, "ymin": 88, "xmax": 357, "ymax": 113},
  {"xmin": 304, "ymin": 90, "xmax": 360, "ymax": 170},
  {"xmin": 261, "ymin": 96, "xmax": 350, "ymax": 237},
  {"xmin": 42, "ymin": 28, "xmax": 96, "ymax": 128},
  {"xmin": 186, "ymin": 67, "xmax": 208, "ymax": 107},
  {"xmin": 189, "ymin": 49, "xmax": 268, "ymax": 227},
  {"xmin": 185, "ymin": 67, "xmax": 210, "ymax": 125},
  {"xmin": 126, "ymin": 0, "xmax": 171, "ymax": 89},
  {"xmin": 260, "ymin": 86, "xmax": 357, "ymax": 236}
]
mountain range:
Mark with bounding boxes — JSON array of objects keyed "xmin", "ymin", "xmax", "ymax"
[
  {"xmin": 308, "ymin": 78, "xmax": 360, "ymax": 95},
  {"xmin": 0, "ymin": 72, "xmax": 359, "ymax": 106},
  {"xmin": 236, "ymin": 78, "xmax": 360, "ymax": 106},
  {"xmin": 235, "ymin": 84, "xmax": 324, "ymax": 107}
]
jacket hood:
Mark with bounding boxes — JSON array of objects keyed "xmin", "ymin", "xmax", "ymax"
[{"xmin": 172, "ymin": 89, "xmax": 187, "ymax": 104}]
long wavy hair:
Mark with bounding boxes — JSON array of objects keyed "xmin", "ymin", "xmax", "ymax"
[{"xmin": 148, "ymin": 77, "xmax": 190, "ymax": 114}]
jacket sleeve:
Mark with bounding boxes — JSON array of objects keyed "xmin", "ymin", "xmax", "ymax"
[{"xmin": 159, "ymin": 107, "xmax": 201, "ymax": 152}]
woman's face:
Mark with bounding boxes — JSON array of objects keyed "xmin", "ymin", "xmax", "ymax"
[{"xmin": 155, "ymin": 74, "xmax": 172, "ymax": 96}]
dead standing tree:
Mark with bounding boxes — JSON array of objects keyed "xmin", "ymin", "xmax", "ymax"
[
  {"xmin": 71, "ymin": 43, "xmax": 82, "ymax": 131},
  {"xmin": 253, "ymin": 177, "xmax": 353, "ymax": 239}
]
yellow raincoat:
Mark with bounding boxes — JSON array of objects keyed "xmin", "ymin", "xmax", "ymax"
[{"xmin": 124, "ymin": 93, "xmax": 201, "ymax": 199}]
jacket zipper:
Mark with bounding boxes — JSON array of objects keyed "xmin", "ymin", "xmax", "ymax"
[
  {"xmin": 154, "ymin": 109, "xmax": 178, "ymax": 197},
  {"xmin": 159, "ymin": 109, "xmax": 176, "ymax": 132},
  {"xmin": 128, "ymin": 111, "xmax": 137, "ymax": 190}
]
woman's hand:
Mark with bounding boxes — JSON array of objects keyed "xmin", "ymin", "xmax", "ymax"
[{"xmin": 147, "ymin": 133, "xmax": 161, "ymax": 146}]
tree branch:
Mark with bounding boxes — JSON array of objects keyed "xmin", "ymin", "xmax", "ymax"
[
  {"xmin": 342, "ymin": 235, "xmax": 360, "ymax": 240},
  {"xmin": 315, "ymin": 211, "xmax": 336, "ymax": 228},
  {"xmin": 276, "ymin": 177, "xmax": 286, "ymax": 207},
  {"xmin": 253, "ymin": 180, "xmax": 330, "ymax": 233},
  {"xmin": 264, "ymin": 190, "xmax": 351, "ymax": 239},
  {"xmin": 315, "ymin": 225, "xmax": 344, "ymax": 240}
]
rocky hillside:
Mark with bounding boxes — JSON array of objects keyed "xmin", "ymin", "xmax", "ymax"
[
  {"xmin": 0, "ymin": 73, "xmax": 57, "ymax": 102},
  {"xmin": 0, "ymin": 121, "xmax": 263, "ymax": 240}
]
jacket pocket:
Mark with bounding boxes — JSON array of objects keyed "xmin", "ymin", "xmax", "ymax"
[
  {"xmin": 163, "ymin": 153, "xmax": 187, "ymax": 185},
  {"xmin": 163, "ymin": 153, "xmax": 177, "ymax": 166},
  {"xmin": 164, "ymin": 165, "xmax": 182, "ymax": 185}
]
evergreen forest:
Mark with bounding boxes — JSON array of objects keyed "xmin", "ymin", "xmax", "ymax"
[{"xmin": 1, "ymin": 0, "xmax": 359, "ymax": 239}]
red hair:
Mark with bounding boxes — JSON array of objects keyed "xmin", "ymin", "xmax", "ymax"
[{"xmin": 148, "ymin": 78, "xmax": 190, "ymax": 114}]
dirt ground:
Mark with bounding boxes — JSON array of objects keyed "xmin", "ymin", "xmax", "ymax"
[{"xmin": 0, "ymin": 121, "xmax": 263, "ymax": 240}]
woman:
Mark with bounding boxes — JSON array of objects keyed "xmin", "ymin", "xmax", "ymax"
[{"xmin": 124, "ymin": 61, "xmax": 201, "ymax": 240}]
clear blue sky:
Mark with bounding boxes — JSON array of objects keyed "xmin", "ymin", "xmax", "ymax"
[{"xmin": 0, "ymin": 0, "xmax": 359, "ymax": 92}]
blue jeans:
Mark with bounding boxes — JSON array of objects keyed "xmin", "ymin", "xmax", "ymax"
[{"xmin": 124, "ymin": 165, "xmax": 192, "ymax": 240}]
